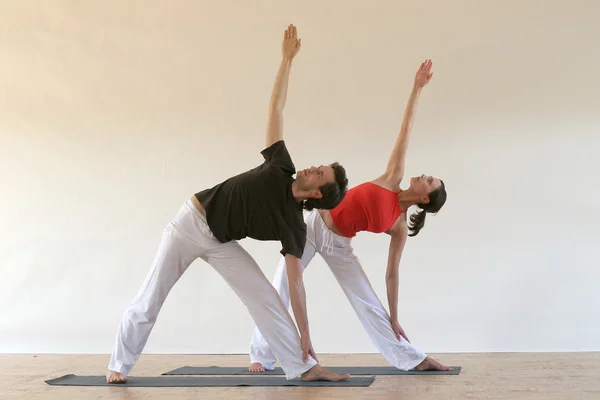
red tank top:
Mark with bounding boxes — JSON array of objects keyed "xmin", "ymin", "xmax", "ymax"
[{"xmin": 329, "ymin": 182, "xmax": 404, "ymax": 238}]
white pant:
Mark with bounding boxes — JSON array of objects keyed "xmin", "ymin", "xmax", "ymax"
[
  {"xmin": 249, "ymin": 210, "xmax": 427, "ymax": 370},
  {"xmin": 109, "ymin": 200, "xmax": 317, "ymax": 380}
]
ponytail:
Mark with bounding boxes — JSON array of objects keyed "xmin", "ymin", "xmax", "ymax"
[
  {"xmin": 408, "ymin": 208, "xmax": 427, "ymax": 237},
  {"xmin": 407, "ymin": 179, "xmax": 447, "ymax": 237}
]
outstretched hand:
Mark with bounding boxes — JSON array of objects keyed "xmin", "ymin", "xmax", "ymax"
[
  {"xmin": 301, "ymin": 335, "xmax": 318, "ymax": 363},
  {"xmin": 282, "ymin": 24, "xmax": 302, "ymax": 61},
  {"xmin": 414, "ymin": 59, "xmax": 433, "ymax": 88},
  {"xmin": 392, "ymin": 320, "xmax": 410, "ymax": 343}
]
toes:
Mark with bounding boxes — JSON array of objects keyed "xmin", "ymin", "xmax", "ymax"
[{"xmin": 249, "ymin": 366, "xmax": 265, "ymax": 373}]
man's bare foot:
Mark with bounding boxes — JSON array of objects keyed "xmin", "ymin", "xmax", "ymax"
[
  {"xmin": 301, "ymin": 364, "xmax": 350, "ymax": 381},
  {"xmin": 413, "ymin": 356, "xmax": 452, "ymax": 371},
  {"xmin": 249, "ymin": 362, "xmax": 266, "ymax": 373},
  {"xmin": 106, "ymin": 370, "xmax": 127, "ymax": 384}
]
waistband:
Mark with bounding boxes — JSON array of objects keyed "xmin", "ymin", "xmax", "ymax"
[{"xmin": 185, "ymin": 198, "xmax": 207, "ymax": 223}]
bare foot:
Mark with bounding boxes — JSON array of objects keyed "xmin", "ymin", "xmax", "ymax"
[
  {"xmin": 301, "ymin": 364, "xmax": 350, "ymax": 381},
  {"xmin": 413, "ymin": 356, "xmax": 452, "ymax": 371},
  {"xmin": 249, "ymin": 362, "xmax": 266, "ymax": 373},
  {"xmin": 106, "ymin": 370, "xmax": 127, "ymax": 384}
]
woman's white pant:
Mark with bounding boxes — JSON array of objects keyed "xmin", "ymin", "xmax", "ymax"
[
  {"xmin": 249, "ymin": 210, "xmax": 427, "ymax": 371},
  {"xmin": 108, "ymin": 200, "xmax": 317, "ymax": 380}
]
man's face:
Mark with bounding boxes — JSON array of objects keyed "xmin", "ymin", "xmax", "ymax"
[{"xmin": 296, "ymin": 165, "xmax": 335, "ymax": 196}]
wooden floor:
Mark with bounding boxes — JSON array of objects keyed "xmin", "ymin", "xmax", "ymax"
[{"xmin": 1, "ymin": 352, "xmax": 598, "ymax": 399}]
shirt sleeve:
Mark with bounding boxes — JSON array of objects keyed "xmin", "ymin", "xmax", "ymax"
[
  {"xmin": 261, "ymin": 140, "xmax": 296, "ymax": 176},
  {"xmin": 279, "ymin": 222, "xmax": 307, "ymax": 259}
]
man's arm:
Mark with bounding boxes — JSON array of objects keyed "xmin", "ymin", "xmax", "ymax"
[
  {"xmin": 265, "ymin": 24, "xmax": 302, "ymax": 148},
  {"xmin": 285, "ymin": 254, "xmax": 317, "ymax": 362},
  {"xmin": 378, "ymin": 60, "xmax": 433, "ymax": 187}
]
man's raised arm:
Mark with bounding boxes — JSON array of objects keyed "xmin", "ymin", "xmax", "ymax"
[{"xmin": 265, "ymin": 24, "xmax": 302, "ymax": 148}]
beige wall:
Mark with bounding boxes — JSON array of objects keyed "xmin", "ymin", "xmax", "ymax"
[{"xmin": 1, "ymin": 0, "xmax": 599, "ymax": 354}]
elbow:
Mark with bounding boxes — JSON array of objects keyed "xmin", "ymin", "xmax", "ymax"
[
  {"xmin": 385, "ymin": 261, "xmax": 400, "ymax": 281},
  {"xmin": 385, "ymin": 271, "xmax": 398, "ymax": 282},
  {"xmin": 287, "ymin": 271, "xmax": 302, "ymax": 285},
  {"xmin": 269, "ymin": 103, "xmax": 284, "ymax": 115}
]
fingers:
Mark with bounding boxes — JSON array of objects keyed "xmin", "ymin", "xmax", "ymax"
[
  {"xmin": 302, "ymin": 349, "xmax": 308, "ymax": 363},
  {"xmin": 399, "ymin": 329, "xmax": 410, "ymax": 343},
  {"xmin": 284, "ymin": 24, "xmax": 299, "ymax": 41},
  {"xmin": 297, "ymin": 38, "xmax": 302, "ymax": 49},
  {"xmin": 310, "ymin": 347, "xmax": 319, "ymax": 362},
  {"xmin": 285, "ymin": 24, "xmax": 295, "ymax": 39},
  {"xmin": 419, "ymin": 59, "xmax": 433, "ymax": 72}
]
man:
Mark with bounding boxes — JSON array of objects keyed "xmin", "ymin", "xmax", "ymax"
[{"xmin": 106, "ymin": 24, "xmax": 350, "ymax": 383}]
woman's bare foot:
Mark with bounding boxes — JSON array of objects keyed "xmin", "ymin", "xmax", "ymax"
[
  {"xmin": 301, "ymin": 364, "xmax": 350, "ymax": 381},
  {"xmin": 106, "ymin": 370, "xmax": 127, "ymax": 384},
  {"xmin": 249, "ymin": 362, "xmax": 266, "ymax": 373},
  {"xmin": 413, "ymin": 356, "xmax": 452, "ymax": 371}
]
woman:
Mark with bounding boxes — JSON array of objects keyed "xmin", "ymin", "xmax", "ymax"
[{"xmin": 249, "ymin": 59, "xmax": 451, "ymax": 372}]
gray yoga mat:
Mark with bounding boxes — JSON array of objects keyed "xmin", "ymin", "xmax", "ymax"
[
  {"xmin": 162, "ymin": 365, "xmax": 462, "ymax": 376},
  {"xmin": 45, "ymin": 374, "xmax": 375, "ymax": 387}
]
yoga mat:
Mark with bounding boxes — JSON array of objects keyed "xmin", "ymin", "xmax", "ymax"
[
  {"xmin": 45, "ymin": 374, "xmax": 375, "ymax": 387},
  {"xmin": 162, "ymin": 365, "xmax": 462, "ymax": 376}
]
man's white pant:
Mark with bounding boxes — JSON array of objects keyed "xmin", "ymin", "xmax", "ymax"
[
  {"xmin": 249, "ymin": 210, "xmax": 427, "ymax": 371},
  {"xmin": 108, "ymin": 200, "xmax": 317, "ymax": 380}
]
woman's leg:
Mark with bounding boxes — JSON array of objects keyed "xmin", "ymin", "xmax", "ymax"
[
  {"xmin": 248, "ymin": 210, "xmax": 320, "ymax": 371},
  {"xmin": 323, "ymin": 246, "xmax": 428, "ymax": 369},
  {"xmin": 204, "ymin": 239, "xmax": 320, "ymax": 380}
]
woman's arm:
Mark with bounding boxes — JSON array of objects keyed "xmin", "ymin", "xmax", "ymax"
[
  {"xmin": 375, "ymin": 60, "xmax": 433, "ymax": 189},
  {"xmin": 385, "ymin": 219, "xmax": 408, "ymax": 324}
]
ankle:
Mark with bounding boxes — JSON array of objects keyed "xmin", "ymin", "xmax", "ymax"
[{"xmin": 302, "ymin": 364, "xmax": 319, "ymax": 375}]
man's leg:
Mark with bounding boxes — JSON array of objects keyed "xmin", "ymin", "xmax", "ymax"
[
  {"xmin": 204, "ymin": 239, "xmax": 347, "ymax": 381},
  {"xmin": 107, "ymin": 201, "xmax": 206, "ymax": 382},
  {"xmin": 248, "ymin": 238, "xmax": 316, "ymax": 371}
]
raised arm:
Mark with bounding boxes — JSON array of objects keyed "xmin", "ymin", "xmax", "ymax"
[
  {"xmin": 378, "ymin": 60, "xmax": 433, "ymax": 187},
  {"xmin": 265, "ymin": 24, "xmax": 302, "ymax": 148},
  {"xmin": 385, "ymin": 218, "xmax": 411, "ymax": 342}
]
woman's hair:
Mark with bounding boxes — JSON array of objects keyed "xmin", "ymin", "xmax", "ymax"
[{"xmin": 408, "ymin": 180, "xmax": 446, "ymax": 237}]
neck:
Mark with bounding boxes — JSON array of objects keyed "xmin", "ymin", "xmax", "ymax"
[
  {"xmin": 291, "ymin": 180, "xmax": 310, "ymax": 203},
  {"xmin": 397, "ymin": 188, "xmax": 423, "ymax": 212}
]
